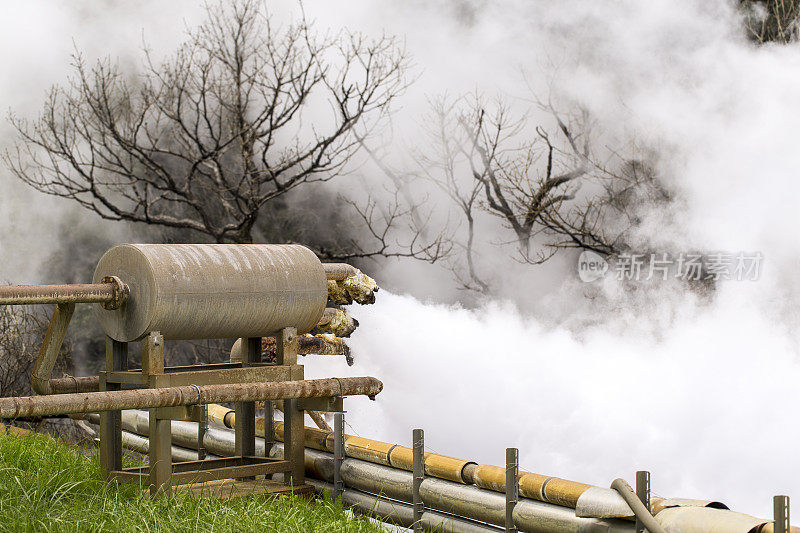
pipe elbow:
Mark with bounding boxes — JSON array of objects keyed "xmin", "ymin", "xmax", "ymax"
[{"xmin": 30, "ymin": 375, "xmax": 52, "ymax": 396}]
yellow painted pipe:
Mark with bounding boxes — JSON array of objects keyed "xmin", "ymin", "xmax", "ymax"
[
  {"xmin": 462, "ymin": 463, "xmax": 591, "ymax": 507},
  {"xmin": 207, "ymin": 404, "xmax": 592, "ymax": 499}
]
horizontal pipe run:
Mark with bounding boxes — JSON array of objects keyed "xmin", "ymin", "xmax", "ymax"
[
  {"xmin": 230, "ymin": 334, "xmax": 350, "ymax": 362},
  {"xmin": 46, "ymin": 376, "xmax": 100, "ymax": 394},
  {"xmin": 0, "ymin": 281, "xmax": 126, "ymax": 307},
  {"xmin": 322, "ymin": 263, "xmax": 358, "ymax": 281},
  {"xmin": 85, "ymin": 410, "xmax": 792, "ymax": 533},
  {"xmin": 307, "ymin": 478, "xmax": 503, "ymax": 533},
  {"xmin": 0, "ymin": 377, "xmax": 382, "ymax": 418},
  {"xmin": 104, "ymin": 411, "xmax": 632, "ymax": 533},
  {"xmin": 118, "ymin": 427, "xmax": 221, "ymax": 462},
  {"xmin": 206, "ymin": 404, "xmax": 592, "ymax": 500}
]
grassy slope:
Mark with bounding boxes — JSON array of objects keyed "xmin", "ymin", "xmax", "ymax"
[{"xmin": 0, "ymin": 430, "xmax": 383, "ymax": 533}]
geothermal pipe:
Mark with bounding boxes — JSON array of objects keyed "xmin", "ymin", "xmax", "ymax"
[
  {"xmin": 100, "ymin": 411, "xmax": 791, "ymax": 533},
  {"xmin": 611, "ymin": 478, "xmax": 667, "ymax": 533},
  {"xmin": 0, "ymin": 377, "xmax": 382, "ymax": 419},
  {"xmin": 207, "ymin": 404, "xmax": 595, "ymax": 502},
  {"xmin": 322, "ymin": 263, "xmax": 358, "ymax": 281},
  {"xmin": 96, "ymin": 411, "xmax": 631, "ymax": 533},
  {"xmin": 111, "ymin": 422, "xmax": 499, "ymax": 533},
  {"xmin": 0, "ymin": 278, "xmax": 128, "ymax": 308}
]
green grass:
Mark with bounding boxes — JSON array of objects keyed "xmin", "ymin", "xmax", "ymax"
[{"xmin": 0, "ymin": 431, "xmax": 383, "ymax": 532}]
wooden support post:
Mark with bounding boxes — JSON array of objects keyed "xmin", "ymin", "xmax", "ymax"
[
  {"xmin": 506, "ymin": 448, "xmax": 519, "ymax": 533},
  {"xmin": 99, "ymin": 337, "xmax": 126, "ymax": 480},
  {"xmin": 285, "ymin": 398, "xmax": 305, "ymax": 486},
  {"xmin": 412, "ymin": 428, "xmax": 424, "ymax": 532},
  {"xmin": 149, "ymin": 409, "xmax": 172, "ymax": 497},
  {"xmin": 276, "ymin": 327, "xmax": 297, "ymax": 366},
  {"xmin": 141, "ymin": 332, "xmax": 164, "ymax": 375},
  {"xmin": 235, "ymin": 337, "xmax": 259, "ymax": 479}
]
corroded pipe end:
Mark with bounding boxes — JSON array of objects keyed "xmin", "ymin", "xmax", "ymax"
[{"xmin": 323, "ymin": 263, "xmax": 359, "ymax": 281}]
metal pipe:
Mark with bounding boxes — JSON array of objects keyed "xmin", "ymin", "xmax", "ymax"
[
  {"xmin": 93, "ymin": 244, "xmax": 327, "ymax": 342},
  {"xmin": 308, "ymin": 478, "xmax": 502, "ymax": 533},
  {"xmin": 0, "ymin": 376, "xmax": 382, "ymax": 418},
  {"xmin": 315, "ymin": 308, "xmax": 358, "ymax": 337},
  {"xmin": 31, "ymin": 303, "xmax": 75, "ymax": 395},
  {"xmin": 230, "ymin": 334, "xmax": 351, "ymax": 362},
  {"xmin": 207, "ymin": 404, "xmax": 477, "ymax": 484},
  {"xmin": 106, "ymin": 411, "xmax": 631, "ymax": 533},
  {"xmin": 323, "ymin": 263, "xmax": 358, "ymax": 281},
  {"xmin": 611, "ymin": 479, "xmax": 667, "ymax": 533},
  {"xmin": 45, "ymin": 376, "xmax": 99, "ymax": 394},
  {"xmin": 119, "ymin": 428, "xmax": 220, "ymax": 462},
  {"xmin": 0, "ymin": 279, "xmax": 127, "ymax": 308}
]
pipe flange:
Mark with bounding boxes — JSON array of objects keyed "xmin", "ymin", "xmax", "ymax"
[{"xmin": 101, "ymin": 276, "xmax": 130, "ymax": 310}]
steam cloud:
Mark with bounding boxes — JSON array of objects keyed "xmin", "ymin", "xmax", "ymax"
[{"xmin": 1, "ymin": 0, "xmax": 798, "ymax": 518}]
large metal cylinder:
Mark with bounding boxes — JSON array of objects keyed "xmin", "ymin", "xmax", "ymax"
[{"xmin": 93, "ymin": 244, "xmax": 327, "ymax": 341}]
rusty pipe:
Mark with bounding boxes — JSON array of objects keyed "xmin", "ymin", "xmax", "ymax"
[
  {"xmin": 229, "ymin": 334, "xmax": 350, "ymax": 363},
  {"xmin": 0, "ymin": 376, "xmax": 382, "ymax": 418},
  {"xmin": 45, "ymin": 376, "xmax": 99, "ymax": 394},
  {"xmin": 323, "ymin": 263, "xmax": 358, "ymax": 281},
  {"xmin": 29, "ymin": 303, "xmax": 101, "ymax": 395},
  {"xmin": 0, "ymin": 278, "xmax": 128, "ymax": 309}
]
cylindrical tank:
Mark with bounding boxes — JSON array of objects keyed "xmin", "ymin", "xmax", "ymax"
[{"xmin": 93, "ymin": 244, "xmax": 327, "ymax": 342}]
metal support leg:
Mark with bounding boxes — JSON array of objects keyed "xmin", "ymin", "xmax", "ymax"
[
  {"xmin": 100, "ymin": 337, "xmax": 126, "ymax": 480},
  {"xmin": 197, "ymin": 404, "xmax": 207, "ymax": 461},
  {"xmin": 264, "ymin": 401, "xmax": 274, "ymax": 458},
  {"xmin": 284, "ymin": 397, "xmax": 305, "ymax": 486},
  {"xmin": 235, "ymin": 337, "xmax": 259, "ymax": 479},
  {"xmin": 506, "ymin": 448, "xmax": 519, "ymax": 533},
  {"xmin": 775, "ymin": 495, "xmax": 790, "ymax": 533},
  {"xmin": 334, "ymin": 412, "xmax": 345, "ymax": 501},
  {"xmin": 635, "ymin": 471, "xmax": 651, "ymax": 533},
  {"xmin": 149, "ymin": 409, "xmax": 172, "ymax": 497},
  {"xmin": 412, "ymin": 428, "xmax": 424, "ymax": 532}
]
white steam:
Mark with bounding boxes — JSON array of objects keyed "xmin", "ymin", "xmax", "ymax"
[
  {"xmin": 299, "ymin": 0, "xmax": 800, "ymax": 519},
  {"xmin": 1, "ymin": 0, "xmax": 799, "ymax": 519}
]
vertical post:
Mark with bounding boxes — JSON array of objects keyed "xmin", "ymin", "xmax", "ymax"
[
  {"xmin": 264, "ymin": 401, "xmax": 274, "ymax": 458},
  {"xmin": 149, "ymin": 409, "xmax": 172, "ymax": 497},
  {"xmin": 278, "ymin": 327, "xmax": 303, "ymax": 488},
  {"xmin": 276, "ymin": 327, "xmax": 298, "ymax": 366},
  {"xmin": 412, "ymin": 428, "xmax": 424, "ymax": 532},
  {"xmin": 235, "ymin": 337, "xmax": 259, "ymax": 461},
  {"xmin": 334, "ymin": 412, "xmax": 345, "ymax": 501},
  {"xmin": 284, "ymin": 398, "xmax": 305, "ymax": 486},
  {"xmin": 143, "ymin": 333, "xmax": 170, "ymax": 497},
  {"xmin": 141, "ymin": 332, "xmax": 164, "ymax": 375},
  {"xmin": 506, "ymin": 448, "xmax": 519, "ymax": 533},
  {"xmin": 99, "ymin": 336, "xmax": 127, "ymax": 480},
  {"xmin": 196, "ymin": 404, "xmax": 207, "ymax": 461},
  {"xmin": 635, "ymin": 471, "xmax": 651, "ymax": 533},
  {"xmin": 775, "ymin": 495, "xmax": 790, "ymax": 533}
]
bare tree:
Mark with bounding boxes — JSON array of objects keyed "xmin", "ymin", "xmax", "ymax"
[
  {"xmin": 741, "ymin": 0, "xmax": 800, "ymax": 43},
  {"xmin": 4, "ymin": 0, "xmax": 440, "ymax": 260},
  {"xmin": 388, "ymin": 94, "xmax": 671, "ymax": 292}
]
